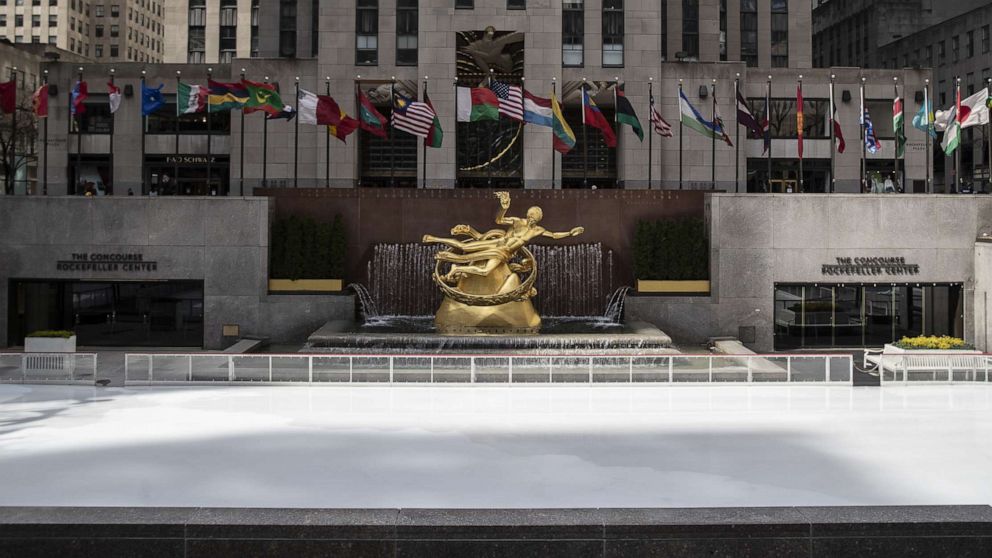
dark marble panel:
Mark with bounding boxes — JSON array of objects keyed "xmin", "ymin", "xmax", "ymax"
[
  {"xmin": 802, "ymin": 506, "xmax": 992, "ymax": 537},
  {"xmin": 606, "ymin": 538, "xmax": 810, "ymax": 558},
  {"xmin": 187, "ymin": 508, "xmax": 399, "ymax": 540},
  {"xmin": 0, "ymin": 537, "xmax": 185, "ymax": 558},
  {"xmin": 187, "ymin": 539, "xmax": 395, "ymax": 558},
  {"xmin": 811, "ymin": 536, "xmax": 992, "ymax": 558},
  {"xmin": 0, "ymin": 507, "xmax": 192, "ymax": 539},
  {"xmin": 602, "ymin": 507, "xmax": 811, "ymax": 539},
  {"xmin": 396, "ymin": 539, "xmax": 604, "ymax": 558},
  {"xmin": 396, "ymin": 508, "xmax": 604, "ymax": 540}
]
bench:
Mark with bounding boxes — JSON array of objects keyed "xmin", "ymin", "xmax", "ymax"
[{"xmin": 865, "ymin": 350, "xmax": 991, "ymax": 383}]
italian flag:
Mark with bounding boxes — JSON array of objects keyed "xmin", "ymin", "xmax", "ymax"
[
  {"xmin": 177, "ymin": 82, "xmax": 207, "ymax": 115},
  {"xmin": 456, "ymin": 86, "xmax": 499, "ymax": 122}
]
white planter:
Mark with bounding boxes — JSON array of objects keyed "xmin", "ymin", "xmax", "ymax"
[
  {"xmin": 882, "ymin": 343, "xmax": 979, "ymax": 355},
  {"xmin": 25, "ymin": 336, "xmax": 77, "ymax": 353}
]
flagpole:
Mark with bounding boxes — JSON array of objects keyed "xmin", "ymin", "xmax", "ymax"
[
  {"xmin": 8, "ymin": 66, "xmax": 16, "ymax": 195},
  {"xmin": 239, "ymin": 68, "xmax": 245, "ymax": 196},
  {"xmin": 734, "ymin": 74, "xmax": 740, "ymax": 193},
  {"xmin": 422, "ymin": 76, "xmax": 428, "ymax": 189},
  {"xmin": 766, "ymin": 75, "xmax": 772, "ymax": 192},
  {"xmin": 294, "ymin": 76, "xmax": 300, "ymax": 188},
  {"xmin": 614, "ymin": 76, "xmax": 621, "ymax": 189},
  {"xmin": 955, "ymin": 76, "xmax": 961, "ymax": 193},
  {"xmin": 987, "ymin": 78, "xmax": 992, "ymax": 194},
  {"xmin": 678, "ymin": 79, "xmax": 683, "ymax": 190},
  {"xmin": 552, "ymin": 77, "xmax": 557, "ymax": 189},
  {"xmin": 75, "ymin": 67, "xmax": 83, "ymax": 195},
  {"xmin": 648, "ymin": 77, "xmax": 653, "ymax": 190},
  {"xmin": 829, "ymin": 74, "xmax": 836, "ymax": 193},
  {"xmin": 582, "ymin": 77, "xmax": 588, "ymax": 189},
  {"xmin": 711, "ymin": 79, "xmax": 716, "ymax": 188},
  {"xmin": 42, "ymin": 69, "xmax": 48, "ymax": 195},
  {"xmin": 390, "ymin": 76, "xmax": 395, "ymax": 187},
  {"xmin": 141, "ymin": 69, "xmax": 146, "ymax": 194},
  {"xmin": 108, "ymin": 68, "xmax": 115, "ymax": 195},
  {"xmin": 325, "ymin": 76, "xmax": 331, "ymax": 188},
  {"xmin": 893, "ymin": 76, "xmax": 899, "ymax": 192},
  {"xmin": 860, "ymin": 77, "xmax": 866, "ymax": 192},
  {"xmin": 798, "ymin": 75, "xmax": 804, "ymax": 193},
  {"xmin": 262, "ymin": 75, "xmax": 269, "ymax": 188},
  {"xmin": 355, "ymin": 75, "xmax": 362, "ymax": 188},
  {"xmin": 174, "ymin": 70, "xmax": 181, "ymax": 192},
  {"xmin": 453, "ymin": 77, "xmax": 458, "ymax": 188},
  {"xmin": 924, "ymin": 78, "xmax": 931, "ymax": 194},
  {"xmin": 488, "ymin": 68, "xmax": 494, "ymax": 188},
  {"xmin": 206, "ymin": 67, "xmax": 212, "ymax": 195}
]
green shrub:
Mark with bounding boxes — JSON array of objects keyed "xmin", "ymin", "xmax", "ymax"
[
  {"xmin": 270, "ymin": 214, "xmax": 347, "ymax": 280},
  {"xmin": 632, "ymin": 217, "xmax": 708, "ymax": 280},
  {"xmin": 893, "ymin": 335, "xmax": 973, "ymax": 350},
  {"xmin": 27, "ymin": 330, "xmax": 75, "ymax": 338}
]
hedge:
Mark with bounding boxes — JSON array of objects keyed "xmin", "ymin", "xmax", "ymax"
[
  {"xmin": 633, "ymin": 217, "xmax": 709, "ymax": 280},
  {"xmin": 270, "ymin": 215, "xmax": 347, "ymax": 280}
]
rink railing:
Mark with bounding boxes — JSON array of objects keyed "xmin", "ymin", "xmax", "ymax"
[
  {"xmin": 867, "ymin": 351, "xmax": 992, "ymax": 385},
  {"xmin": 0, "ymin": 353, "xmax": 98, "ymax": 384},
  {"xmin": 123, "ymin": 353, "xmax": 853, "ymax": 386}
]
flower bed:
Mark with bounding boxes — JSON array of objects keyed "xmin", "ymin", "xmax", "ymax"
[{"xmin": 892, "ymin": 336, "xmax": 973, "ymax": 351}]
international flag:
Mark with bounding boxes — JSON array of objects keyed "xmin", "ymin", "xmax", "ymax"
[
  {"xmin": 392, "ymin": 92, "xmax": 436, "ymax": 138},
  {"xmin": 489, "ymin": 79, "xmax": 523, "ymax": 121},
  {"xmin": 325, "ymin": 102, "xmax": 359, "ymax": 143},
  {"xmin": 939, "ymin": 88, "xmax": 989, "ymax": 155},
  {"xmin": 357, "ymin": 88, "xmax": 388, "ymax": 139},
  {"xmin": 266, "ymin": 105, "xmax": 296, "ymax": 121},
  {"xmin": 208, "ymin": 79, "xmax": 248, "ymax": 112},
  {"xmin": 141, "ymin": 83, "xmax": 165, "ymax": 116},
  {"xmin": 678, "ymin": 89, "xmax": 729, "ymax": 146},
  {"xmin": 796, "ymin": 85, "xmax": 804, "ymax": 158},
  {"xmin": 177, "ymin": 81, "xmax": 208, "ymax": 115},
  {"xmin": 297, "ymin": 88, "xmax": 340, "ymax": 125},
  {"xmin": 70, "ymin": 80, "xmax": 88, "ymax": 117},
  {"xmin": 456, "ymin": 86, "xmax": 499, "ymax": 122},
  {"xmin": 735, "ymin": 88, "xmax": 762, "ymax": 138},
  {"xmin": 32, "ymin": 84, "xmax": 48, "ymax": 117},
  {"xmin": 831, "ymin": 103, "xmax": 846, "ymax": 153},
  {"xmin": 912, "ymin": 100, "xmax": 936, "ymax": 138},
  {"xmin": 0, "ymin": 80, "xmax": 14, "ymax": 114},
  {"xmin": 893, "ymin": 95, "xmax": 906, "ymax": 158},
  {"xmin": 424, "ymin": 91, "xmax": 443, "ymax": 148},
  {"xmin": 243, "ymin": 79, "xmax": 284, "ymax": 117},
  {"xmin": 550, "ymin": 92, "xmax": 575, "ymax": 154},
  {"xmin": 650, "ymin": 105, "xmax": 673, "ymax": 137},
  {"xmin": 581, "ymin": 87, "xmax": 617, "ymax": 148},
  {"xmin": 712, "ymin": 92, "xmax": 733, "ymax": 147},
  {"xmin": 107, "ymin": 82, "xmax": 121, "ymax": 114},
  {"xmin": 522, "ymin": 90, "xmax": 553, "ymax": 128},
  {"xmin": 861, "ymin": 107, "xmax": 881, "ymax": 154},
  {"xmin": 614, "ymin": 84, "xmax": 644, "ymax": 141}
]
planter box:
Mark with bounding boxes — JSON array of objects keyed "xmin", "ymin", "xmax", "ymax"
[
  {"xmin": 268, "ymin": 279, "xmax": 343, "ymax": 293},
  {"xmin": 25, "ymin": 336, "xmax": 76, "ymax": 353},
  {"xmin": 882, "ymin": 344, "xmax": 979, "ymax": 355},
  {"xmin": 637, "ymin": 280, "xmax": 710, "ymax": 295}
]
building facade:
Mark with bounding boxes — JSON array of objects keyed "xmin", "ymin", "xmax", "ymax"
[
  {"xmin": 0, "ymin": 0, "xmax": 163, "ymax": 62},
  {"xmin": 164, "ymin": 0, "xmax": 262, "ymax": 64}
]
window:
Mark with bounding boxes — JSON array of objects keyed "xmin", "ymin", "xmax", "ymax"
[
  {"xmin": 746, "ymin": 97, "xmax": 828, "ymax": 139},
  {"xmin": 951, "ymin": 35, "xmax": 959, "ymax": 62},
  {"xmin": 356, "ymin": 0, "xmax": 377, "ymax": 65},
  {"xmin": 94, "ymin": 4, "xmax": 102, "ymax": 16},
  {"xmin": 718, "ymin": 0, "xmax": 726, "ymax": 61},
  {"xmin": 71, "ymin": 96, "xmax": 113, "ymax": 134},
  {"xmin": 507, "ymin": 0, "xmax": 524, "ymax": 8},
  {"xmin": 31, "ymin": 14, "xmax": 39, "ymax": 27},
  {"xmin": 938, "ymin": 40, "xmax": 945, "ymax": 64},
  {"xmin": 219, "ymin": 0, "xmax": 237, "ymax": 63},
  {"xmin": 250, "ymin": 0, "xmax": 259, "ymax": 57},
  {"xmin": 187, "ymin": 26, "xmax": 205, "ymax": 63},
  {"xmin": 15, "ymin": 14, "xmax": 23, "ymax": 26},
  {"xmin": 660, "ymin": 0, "xmax": 667, "ymax": 60},
  {"xmin": 188, "ymin": 0, "xmax": 205, "ymax": 26},
  {"xmin": 95, "ymin": 44, "xmax": 102, "ymax": 57},
  {"xmin": 0, "ymin": 15, "xmax": 7, "ymax": 26},
  {"xmin": 983, "ymin": 25, "xmax": 990, "ymax": 54},
  {"xmin": 926, "ymin": 45, "xmax": 933, "ymax": 66},
  {"xmin": 110, "ymin": 3, "xmax": 117, "ymax": 16},
  {"xmin": 279, "ymin": 0, "xmax": 296, "ymax": 57},
  {"xmin": 967, "ymin": 30, "xmax": 974, "ymax": 58},
  {"xmin": 95, "ymin": 23, "xmax": 103, "ymax": 36},
  {"xmin": 48, "ymin": 14, "xmax": 56, "ymax": 26},
  {"xmin": 562, "ymin": 0, "xmax": 583, "ymax": 66},
  {"xmin": 110, "ymin": 23, "xmax": 118, "ymax": 37},
  {"xmin": 455, "ymin": 0, "xmax": 472, "ymax": 7},
  {"xmin": 740, "ymin": 0, "xmax": 757, "ymax": 67},
  {"xmin": 396, "ymin": 0, "xmax": 417, "ymax": 66},
  {"xmin": 602, "ymin": 0, "xmax": 623, "ymax": 66},
  {"xmin": 770, "ymin": 0, "xmax": 788, "ymax": 67},
  {"xmin": 681, "ymin": 0, "xmax": 698, "ymax": 59},
  {"xmin": 110, "ymin": 44, "xmax": 118, "ymax": 57}
]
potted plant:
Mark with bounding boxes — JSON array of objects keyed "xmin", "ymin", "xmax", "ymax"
[
  {"xmin": 269, "ymin": 214, "xmax": 347, "ymax": 293},
  {"xmin": 634, "ymin": 217, "xmax": 710, "ymax": 295},
  {"xmin": 883, "ymin": 335, "xmax": 978, "ymax": 355},
  {"xmin": 25, "ymin": 330, "xmax": 77, "ymax": 353}
]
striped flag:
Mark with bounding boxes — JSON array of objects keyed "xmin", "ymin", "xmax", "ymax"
[
  {"xmin": 392, "ymin": 92, "xmax": 436, "ymax": 138},
  {"xmin": 862, "ymin": 107, "xmax": 881, "ymax": 154},
  {"xmin": 522, "ymin": 89, "xmax": 553, "ymax": 128},
  {"xmin": 650, "ymin": 105, "xmax": 673, "ymax": 137},
  {"xmin": 735, "ymin": 89, "xmax": 762, "ymax": 138},
  {"xmin": 489, "ymin": 79, "xmax": 523, "ymax": 121}
]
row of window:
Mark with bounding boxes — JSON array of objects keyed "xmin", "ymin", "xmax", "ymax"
[
  {"xmin": 883, "ymin": 25, "xmax": 991, "ymax": 70},
  {"xmin": 0, "ymin": 0, "xmax": 58, "ymax": 7},
  {"xmin": 188, "ymin": 0, "xmax": 260, "ymax": 64}
]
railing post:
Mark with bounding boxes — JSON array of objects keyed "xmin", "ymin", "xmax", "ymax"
[
  {"xmin": 508, "ymin": 357, "xmax": 513, "ymax": 384},
  {"xmin": 548, "ymin": 358, "xmax": 553, "ymax": 383},
  {"xmin": 628, "ymin": 357, "xmax": 633, "ymax": 383},
  {"xmin": 747, "ymin": 356, "xmax": 753, "ymax": 383},
  {"xmin": 188, "ymin": 355, "xmax": 193, "ymax": 382},
  {"xmin": 471, "ymin": 357, "xmax": 476, "ymax": 383},
  {"xmin": 21, "ymin": 355, "xmax": 26, "ymax": 383},
  {"xmin": 149, "ymin": 355, "xmax": 154, "ymax": 383},
  {"xmin": 349, "ymin": 356, "xmax": 354, "ymax": 383},
  {"xmin": 268, "ymin": 356, "xmax": 273, "ymax": 383},
  {"xmin": 786, "ymin": 356, "xmax": 791, "ymax": 382},
  {"xmin": 308, "ymin": 356, "xmax": 313, "ymax": 384},
  {"xmin": 69, "ymin": 355, "xmax": 74, "ymax": 382},
  {"xmin": 824, "ymin": 356, "xmax": 830, "ymax": 382},
  {"xmin": 124, "ymin": 354, "xmax": 129, "ymax": 384},
  {"xmin": 228, "ymin": 356, "xmax": 234, "ymax": 382},
  {"xmin": 430, "ymin": 357, "xmax": 435, "ymax": 383},
  {"xmin": 708, "ymin": 356, "xmax": 713, "ymax": 382},
  {"xmin": 668, "ymin": 356, "xmax": 673, "ymax": 383},
  {"xmin": 588, "ymin": 357, "xmax": 593, "ymax": 383}
]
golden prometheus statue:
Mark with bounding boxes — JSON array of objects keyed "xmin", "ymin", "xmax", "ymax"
[{"xmin": 422, "ymin": 191, "xmax": 584, "ymax": 334}]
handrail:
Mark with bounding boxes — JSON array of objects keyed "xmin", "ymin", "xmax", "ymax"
[{"xmin": 0, "ymin": 353, "xmax": 99, "ymax": 385}]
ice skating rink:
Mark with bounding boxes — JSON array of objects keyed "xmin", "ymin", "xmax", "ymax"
[{"xmin": 0, "ymin": 384, "xmax": 990, "ymax": 509}]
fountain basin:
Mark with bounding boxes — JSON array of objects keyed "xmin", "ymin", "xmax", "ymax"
[{"xmin": 305, "ymin": 318, "xmax": 673, "ymax": 354}]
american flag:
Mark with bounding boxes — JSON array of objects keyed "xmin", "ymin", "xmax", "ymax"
[
  {"xmin": 392, "ymin": 92, "xmax": 437, "ymax": 138},
  {"xmin": 650, "ymin": 105, "xmax": 673, "ymax": 137},
  {"xmin": 489, "ymin": 79, "xmax": 523, "ymax": 121}
]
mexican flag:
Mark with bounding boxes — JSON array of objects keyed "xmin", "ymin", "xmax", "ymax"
[
  {"xmin": 456, "ymin": 86, "xmax": 499, "ymax": 122},
  {"xmin": 424, "ymin": 91, "xmax": 443, "ymax": 148},
  {"xmin": 893, "ymin": 96, "xmax": 906, "ymax": 158},
  {"xmin": 177, "ymin": 82, "xmax": 207, "ymax": 115}
]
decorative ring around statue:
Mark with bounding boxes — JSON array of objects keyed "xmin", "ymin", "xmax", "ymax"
[{"xmin": 431, "ymin": 245, "xmax": 538, "ymax": 307}]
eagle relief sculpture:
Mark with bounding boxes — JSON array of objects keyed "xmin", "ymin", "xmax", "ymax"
[{"xmin": 423, "ymin": 192, "xmax": 584, "ymax": 334}]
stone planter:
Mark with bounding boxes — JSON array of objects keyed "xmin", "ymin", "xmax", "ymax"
[
  {"xmin": 25, "ymin": 336, "xmax": 77, "ymax": 353},
  {"xmin": 881, "ymin": 344, "xmax": 980, "ymax": 355},
  {"xmin": 637, "ymin": 280, "xmax": 710, "ymax": 295},
  {"xmin": 268, "ymin": 279, "xmax": 343, "ymax": 293}
]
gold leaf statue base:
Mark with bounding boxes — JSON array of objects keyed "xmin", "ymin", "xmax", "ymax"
[{"xmin": 434, "ymin": 262, "xmax": 540, "ymax": 335}]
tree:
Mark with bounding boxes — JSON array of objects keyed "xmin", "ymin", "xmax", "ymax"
[{"xmin": 0, "ymin": 95, "xmax": 40, "ymax": 195}]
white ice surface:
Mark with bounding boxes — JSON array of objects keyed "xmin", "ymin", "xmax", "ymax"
[{"xmin": 0, "ymin": 384, "xmax": 990, "ymax": 508}]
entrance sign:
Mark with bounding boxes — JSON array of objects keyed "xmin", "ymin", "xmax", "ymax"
[
  {"xmin": 821, "ymin": 256, "xmax": 919, "ymax": 276},
  {"xmin": 56, "ymin": 253, "xmax": 158, "ymax": 272}
]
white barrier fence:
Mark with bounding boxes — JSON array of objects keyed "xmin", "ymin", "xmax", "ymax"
[
  {"xmin": 0, "ymin": 353, "xmax": 98, "ymax": 384},
  {"xmin": 868, "ymin": 352, "xmax": 992, "ymax": 384},
  {"xmin": 124, "ymin": 353, "xmax": 853, "ymax": 386}
]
